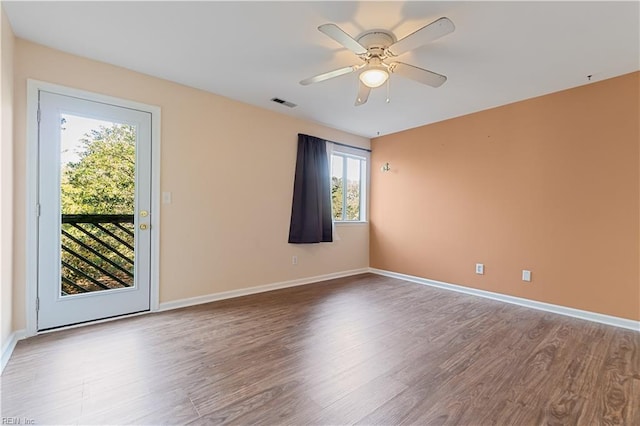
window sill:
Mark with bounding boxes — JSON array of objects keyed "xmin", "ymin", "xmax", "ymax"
[{"xmin": 334, "ymin": 221, "xmax": 368, "ymax": 226}]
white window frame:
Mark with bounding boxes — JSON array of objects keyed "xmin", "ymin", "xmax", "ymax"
[{"xmin": 330, "ymin": 146, "xmax": 369, "ymax": 223}]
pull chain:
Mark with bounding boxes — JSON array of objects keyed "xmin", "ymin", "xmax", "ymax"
[{"xmin": 386, "ymin": 77, "xmax": 391, "ymax": 103}]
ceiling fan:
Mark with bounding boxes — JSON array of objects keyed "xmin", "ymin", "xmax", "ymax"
[{"xmin": 300, "ymin": 17, "xmax": 455, "ymax": 106}]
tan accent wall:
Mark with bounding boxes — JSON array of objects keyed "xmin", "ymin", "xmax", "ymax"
[
  {"xmin": 371, "ymin": 72, "xmax": 639, "ymax": 321},
  {"xmin": 1, "ymin": 6, "xmax": 15, "ymax": 351},
  {"xmin": 12, "ymin": 39, "xmax": 370, "ymax": 331}
]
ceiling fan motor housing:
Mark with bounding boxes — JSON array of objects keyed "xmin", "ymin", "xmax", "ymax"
[{"xmin": 356, "ymin": 30, "xmax": 396, "ymax": 53}]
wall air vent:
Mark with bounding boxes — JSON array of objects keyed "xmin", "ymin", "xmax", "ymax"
[{"xmin": 271, "ymin": 98, "xmax": 297, "ymax": 108}]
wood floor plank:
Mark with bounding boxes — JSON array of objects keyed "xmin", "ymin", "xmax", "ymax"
[
  {"xmin": 598, "ymin": 330, "xmax": 639, "ymax": 425},
  {"xmin": 223, "ymin": 394, "xmax": 325, "ymax": 426},
  {"xmin": 355, "ymin": 385, "xmax": 426, "ymax": 425},
  {"xmin": 390, "ymin": 318, "xmax": 558, "ymax": 424},
  {"xmin": 1, "ymin": 273, "xmax": 638, "ymax": 425},
  {"xmin": 304, "ymin": 374, "xmax": 408, "ymax": 425},
  {"xmin": 537, "ymin": 322, "xmax": 608, "ymax": 425}
]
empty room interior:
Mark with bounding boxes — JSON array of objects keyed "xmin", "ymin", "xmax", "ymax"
[{"xmin": 0, "ymin": 1, "xmax": 639, "ymax": 425}]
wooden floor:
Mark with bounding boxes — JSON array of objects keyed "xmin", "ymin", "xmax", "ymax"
[{"xmin": 1, "ymin": 274, "xmax": 638, "ymax": 425}]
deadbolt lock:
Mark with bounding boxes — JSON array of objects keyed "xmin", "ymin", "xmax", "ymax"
[
  {"xmin": 140, "ymin": 223, "xmax": 149, "ymax": 230},
  {"xmin": 140, "ymin": 210, "xmax": 149, "ymax": 217}
]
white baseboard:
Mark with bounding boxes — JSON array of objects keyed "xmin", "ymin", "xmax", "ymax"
[
  {"xmin": 158, "ymin": 268, "xmax": 369, "ymax": 312},
  {"xmin": 1, "ymin": 329, "xmax": 27, "ymax": 374},
  {"xmin": 369, "ymin": 268, "xmax": 640, "ymax": 332}
]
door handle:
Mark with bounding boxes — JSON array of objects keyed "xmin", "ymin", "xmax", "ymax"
[{"xmin": 139, "ymin": 223, "xmax": 149, "ymax": 230}]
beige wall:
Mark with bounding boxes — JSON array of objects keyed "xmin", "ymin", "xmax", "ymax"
[
  {"xmin": 1, "ymin": 6, "xmax": 15, "ymax": 351},
  {"xmin": 370, "ymin": 72, "xmax": 640, "ymax": 321},
  {"xmin": 12, "ymin": 40, "xmax": 370, "ymax": 331}
]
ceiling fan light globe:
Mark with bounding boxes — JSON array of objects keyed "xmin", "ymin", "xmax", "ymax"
[{"xmin": 359, "ymin": 68, "xmax": 389, "ymax": 88}]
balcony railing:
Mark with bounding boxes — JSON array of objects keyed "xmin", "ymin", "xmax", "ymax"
[{"xmin": 60, "ymin": 214, "xmax": 134, "ymax": 296}]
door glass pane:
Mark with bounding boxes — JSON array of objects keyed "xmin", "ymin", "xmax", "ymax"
[
  {"xmin": 59, "ymin": 114, "xmax": 136, "ymax": 296},
  {"xmin": 346, "ymin": 157, "xmax": 361, "ymax": 220}
]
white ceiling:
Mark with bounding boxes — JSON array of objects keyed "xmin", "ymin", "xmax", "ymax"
[{"xmin": 4, "ymin": 1, "xmax": 639, "ymax": 138}]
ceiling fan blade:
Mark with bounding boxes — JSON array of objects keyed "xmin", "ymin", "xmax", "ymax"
[
  {"xmin": 299, "ymin": 65, "xmax": 359, "ymax": 85},
  {"xmin": 318, "ymin": 23, "xmax": 368, "ymax": 55},
  {"xmin": 355, "ymin": 81, "xmax": 371, "ymax": 106},
  {"xmin": 387, "ymin": 17, "xmax": 455, "ymax": 56},
  {"xmin": 390, "ymin": 62, "xmax": 447, "ymax": 87}
]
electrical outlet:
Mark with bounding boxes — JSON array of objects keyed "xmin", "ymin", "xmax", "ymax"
[
  {"xmin": 522, "ymin": 270, "xmax": 531, "ymax": 282},
  {"xmin": 475, "ymin": 263, "xmax": 484, "ymax": 275},
  {"xmin": 292, "ymin": 256, "xmax": 298, "ymax": 265}
]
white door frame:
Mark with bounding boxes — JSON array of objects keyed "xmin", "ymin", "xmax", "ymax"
[{"xmin": 25, "ymin": 79, "xmax": 161, "ymax": 337}]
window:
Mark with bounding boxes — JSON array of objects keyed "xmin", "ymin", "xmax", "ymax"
[{"xmin": 331, "ymin": 152, "xmax": 367, "ymax": 222}]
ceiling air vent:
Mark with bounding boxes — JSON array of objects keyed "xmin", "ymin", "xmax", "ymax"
[{"xmin": 271, "ymin": 98, "xmax": 297, "ymax": 108}]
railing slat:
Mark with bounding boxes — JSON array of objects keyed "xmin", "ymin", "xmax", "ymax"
[
  {"xmin": 113, "ymin": 222, "xmax": 135, "ymax": 238},
  {"xmin": 61, "ymin": 229, "xmax": 133, "ymax": 278},
  {"xmin": 61, "ymin": 245, "xmax": 132, "ymax": 288},
  {"xmin": 61, "ymin": 260, "xmax": 112, "ymax": 290},
  {"xmin": 93, "ymin": 223, "xmax": 135, "ymax": 252},
  {"xmin": 60, "ymin": 214, "xmax": 135, "ymax": 295},
  {"xmin": 69, "ymin": 223, "xmax": 134, "ymax": 265},
  {"xmin": 62, "ymin": 214, "xmax": 134, "ymax": 224},
  {"xmin": 61, "ymin": 276, "xmax": 90, "ymax": 294}
]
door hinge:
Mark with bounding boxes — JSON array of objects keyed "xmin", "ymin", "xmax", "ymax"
[
  {"xmin": 36, "ymin": 297, "xmax": 40, "ymax": 311},
  {"xmin": 36, "ymin": 203, "xmax": 41, "ymax": 217},
  {"xmin": 37, "ymin": 106, "xmax": 41, "ymax": 123}
]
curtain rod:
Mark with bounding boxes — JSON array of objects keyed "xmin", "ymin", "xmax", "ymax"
[{"xmin": 329, "ymin": 140, "xmax": 372, "ymax": 153}]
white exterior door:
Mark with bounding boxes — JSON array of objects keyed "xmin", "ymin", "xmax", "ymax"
[{"xmin": 37, "ymin": 91, "xmax": 152, "ymax": 330}]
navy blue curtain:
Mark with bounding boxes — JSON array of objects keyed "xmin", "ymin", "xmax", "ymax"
[{"xmin": 288, "ymin": 134, "xmax": 333, "ymax": 243}]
